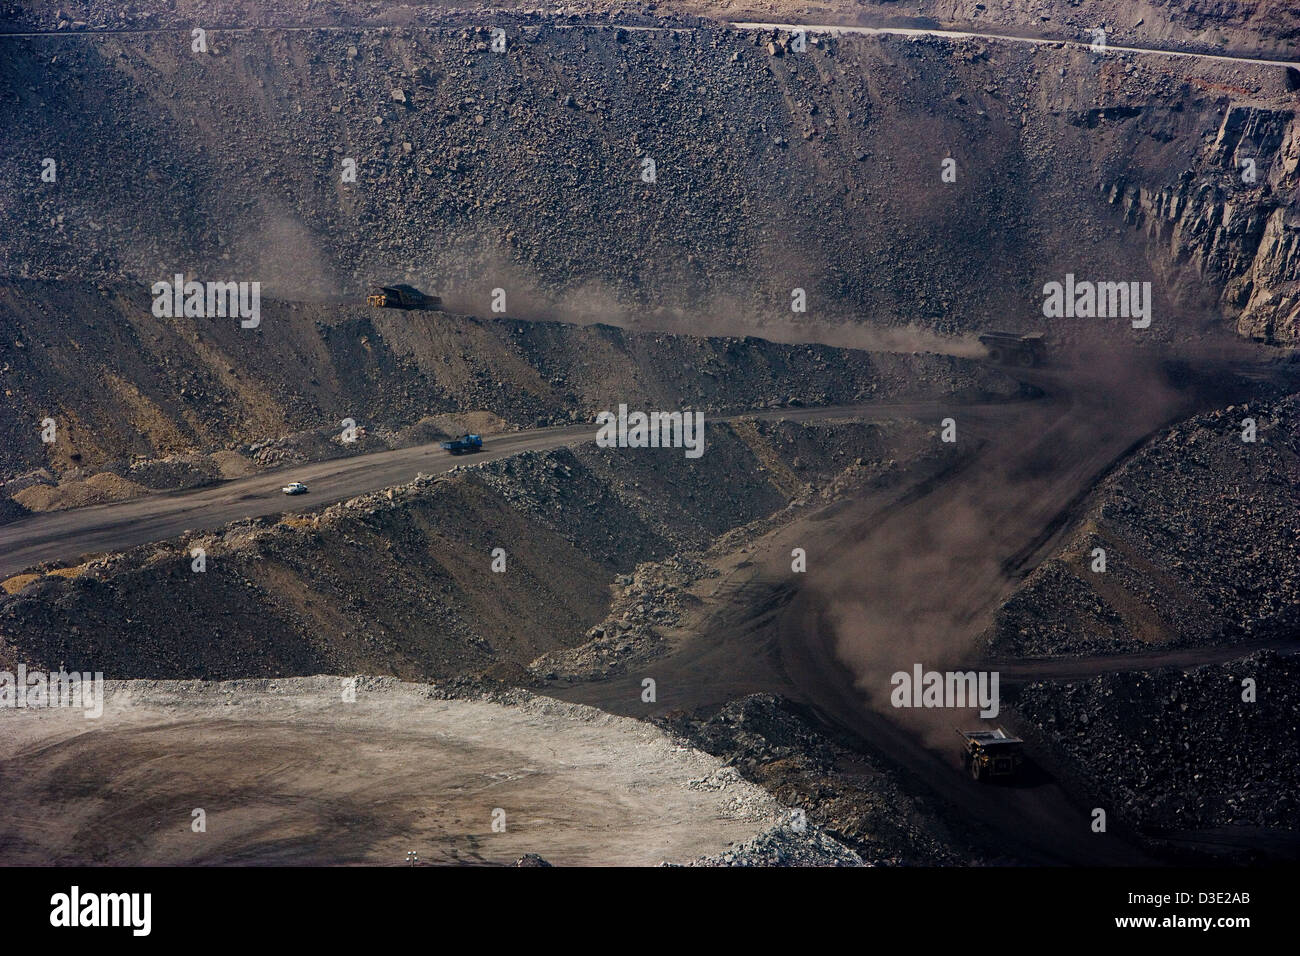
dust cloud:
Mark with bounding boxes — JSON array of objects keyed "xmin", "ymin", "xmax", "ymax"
[
  {"xmin": 435, "ymin": 255, "xmax": 988, "ymax": 358},
  {"xmin": 799, "ymin": 333, "xmax": 1214, "ymax": 749}
]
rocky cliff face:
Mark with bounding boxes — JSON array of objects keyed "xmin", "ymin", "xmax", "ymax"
[
  {"xmin": 3, "ymin": 9, "xmax": 1298, "ymax": 346},
  {"xmin": 1110, "ymin": 104, "xmax": 1300, "ymax": 343}
]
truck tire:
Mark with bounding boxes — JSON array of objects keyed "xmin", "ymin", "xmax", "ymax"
[
  {"xmin": 986, "ymin": 347, "xmax": 1004, "ymax": 364},
  {"xmin": 1018, "ymin": 349, "xmax": 1037, "ymax": 367},
  {"xmin": 970, "ymin": 759, "xmax": 983, "ymax": 782}
]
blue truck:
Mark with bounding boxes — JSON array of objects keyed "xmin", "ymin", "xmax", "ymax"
[{"xmin": 440, "ymin": 434, "xmax": 483, "ymax": 455}]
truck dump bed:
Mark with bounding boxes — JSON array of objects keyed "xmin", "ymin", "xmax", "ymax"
[{"xmin": 958, "ymin": 728, "xmax": 1023, "ymax": 746}]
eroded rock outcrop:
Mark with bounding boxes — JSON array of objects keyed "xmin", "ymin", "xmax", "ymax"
[{"xmin": 1110, "ymin": 105, "xmax": 1300, "ymax": 343}]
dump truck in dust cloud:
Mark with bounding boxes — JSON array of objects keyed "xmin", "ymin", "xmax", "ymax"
[
  {"xmin": 978, "ymin": 331, "xmax": 1047, "ymax": 367},
  {"xmin": 958, "ymin": 728, "xmax": 1025, "ymax": 782},
  {"xmin": 367, "ymin": 284, "xmax": 442, "ymax": 310}
]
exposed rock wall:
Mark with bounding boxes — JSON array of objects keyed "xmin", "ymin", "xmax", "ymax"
[{"xmin": 1110, "ymin": 105, "xmax": 1300, "ymax": 343}]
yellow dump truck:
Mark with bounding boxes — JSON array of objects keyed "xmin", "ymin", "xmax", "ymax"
[
  {"xmin": 958, "ymin": 728, "xmax": 1025, "ymax": 782},
  {"xmin": 367, "ymin": 284, "xmax": 442, "ymax": 310}
]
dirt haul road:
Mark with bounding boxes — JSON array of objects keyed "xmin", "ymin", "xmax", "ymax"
[
  {"xmin": 0, "ymin": 400, "xmax": 1015, "ymax": 579},
  {"xmin": 555, "ymin": 346, "xmax": 1297, "ymax": 864},
  {"xmin": 729, "ymin": 21, "xmax": 1300, "ymax": 69},
  {"xmin": 4, "ymin": 18, "xmax": 1297, "ymax": 70}
]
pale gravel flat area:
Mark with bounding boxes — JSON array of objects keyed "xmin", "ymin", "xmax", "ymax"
[{"xmin": 0, "ymin": 676, "xmax": 782, "ymax": 866}]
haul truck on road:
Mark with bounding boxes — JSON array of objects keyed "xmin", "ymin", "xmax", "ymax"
[
  {"xmin": 979, "ymin": 331, "xmax": 1047, "ymax": 367},
  {"xmin": 440, "ymin": 434, "xmax": 483, "ymax": 455},
  {"xmin": 958, "ymin": 728, "xmax": 1025, "ymax": 782},
  {"xmin": 367, "ymin": 284, "xmax": 442, "ymax": 310}
]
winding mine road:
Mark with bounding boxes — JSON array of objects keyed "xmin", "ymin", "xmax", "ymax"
[
  {"xmin": 2, "ymin": 9, "xmax": 1296, "ymax": 869},
  {"xmin": 732, "ymin": 21, "xmax": 1300, "ymax": 69},
  {"xmin": 556, "ymin": 351, "xmax": 1300, "ymax": 864},
  {"xmin": 0, "ymin": 399, "xmax": 1003, "ymax": 579},
  {"xmin": 5, "ymin": 351, "xmax": 1295, "ymax": 865}
]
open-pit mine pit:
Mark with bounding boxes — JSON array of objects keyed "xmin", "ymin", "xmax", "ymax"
[{"xmin": 0, "ymin": 2, "xmax": 1296, "ymax": 934}]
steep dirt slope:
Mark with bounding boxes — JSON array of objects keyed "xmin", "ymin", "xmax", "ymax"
[
  {"xmin": 986, "ymin": 391, "xmax": 1300, "ymax": 657},
  {"xmin": 0, "ymin": 417, "xmax": 922, "ymax": 680},
  {"xmin": 3, "ymin": 21, "xmax": 1297, "ymax": 341},
  {"xmin": 0, "ymin": 277, "xmax": 1009, "ymax": 488},
  {"xmin": 1015, "ymin": 651, "xmax": 1300, "ymax": 857}
]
